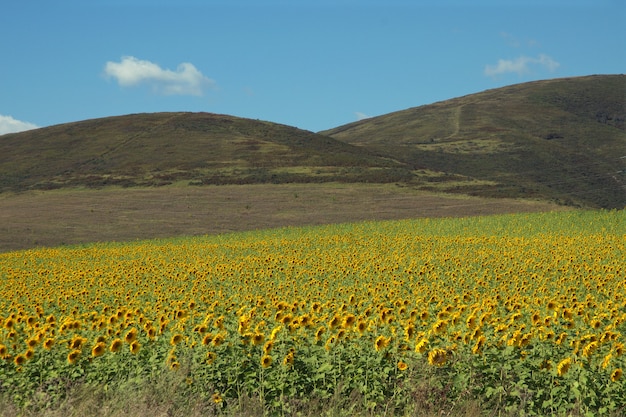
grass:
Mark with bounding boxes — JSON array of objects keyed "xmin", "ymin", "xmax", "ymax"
[
  {"xmin": 0, "ymin": 183, "xmax": 566, "ymax": 252},
  {"xmin": 0, "ymin": 361, "xmax": 486, "ymax": 417},
  {"xmin": 0, "ymin": 112, "xmax": 407, "ymax": 193},
  {"xmin": 1, "ymin": 76, "xmax": 624, "ymax": 209},
  {"xmin": 322, "ymin": 75, "xmax": 626, "ymax": 209}
]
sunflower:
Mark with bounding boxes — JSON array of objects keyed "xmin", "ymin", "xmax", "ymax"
[
  {"xmin": 263, "ymin": 340, "xmax": 274, "ymax": 354},
  {"xmin": 415, "ymin": 338, "xmax": 428, "ymax": 354},
  {"xmin": 556, "ymin": 358, "xmax": 571, "ymax": 376},
  {"xmin": 432, "ymin": 320, "xmax": 448, "ymax": 335},
  {"xmin": 299, "ymin": 314, "xmax": 311, "ymax": 328},
  {"xmin": 610, "ymin": 368, "xmax": 623, "ymax": 382},
  {"xmin": 109, "ymin": 338, "xmax": 123, "ymax": 353},
  {"xmin": 342, "ymin": 314, "xmax": 356, "ymax": 328},
  {"xmin": 582, "ymin": 341, "xmax": 599, "ymax": 358},
  {"xmin": 562, "ymin": 308, "xmax": 573, "ymax": 320},
  {"xmin": 206, "ymin": 351, "xmax": 217, "ymax": 365},
  {"xmin": 397, "ymin": 361, "xmax": 408, "ymax": 371},
  {"xmin": 404, "ymin": 324, "xmax": 416, "ymax": 341},
  {"xmin": 67, "ymin": 349, "xmax": 81, "ymax": 364},
  {"xmin": 531, "ymin": 312, "xmax": 541, "ymax": 326},
  {"xmin": 43, "ymin": 338, "xmax": 55, "ymax": 350},
  {"xmin": 212, "ymin": 392, "xmax": 223, "ymax": 404},
  {"xmin": 283, "ymin": 351, "xmax": 294, "ymax": 367},
  {"xmin": 124, "ymin": 328, "xmax": 138, "ymax": 344},
  {"xmin": 269, "ymin": 326, "xmax": 282, "ymax": 341},
  {"xmin": 129, "ymin": 340, "xmax": 140, "ymax": 354},
  {"xmin": 69, "ymin": 336, "xmax": 87, "ymax": 350},
  {"xmin": 91, "ymin": 342, "xmax": 106, "ymax": 357},
  {"xmin": 320, "ymin": 334, "xmax": 334, "ymax": 351},
  {"xmin": 315, "ymin": 326, "xmax": 326, "ymax": 342},
  {"xmin": 356, "ymin": 321, "xmax": 367, "ymax": 335},
  {"xmin": 555, "ymin": 332, "xmax": 567, "ymax": 345},
  {"xmin": 23, "ymin": 348, "xmax": 34, "ymax": 361},
  {"xmin": 261, "ymin": 354, "xmax": 272, "ymax": 368},
  {"xmin": 14, "ymin": 354, "xmax": 26, "ymax": 366},
  {"xmin": 202, "ymin": 333, "xmax": 214, "ymax": 346},
  {"xmin": 427, "ymin": 348, "xmax": 447, "ymax": 366},
  {"xmin": 374, "ymin": 335, "xmax": 390, "ymax": 352},
  {"xmin": 329, "ymin": 315, "xmax": 341, "ymax": 329},
  {"xmin": 170, "ymin": 334, "xmax": 183, "ymax": 346},
  {"xmin": 472, "ymin": 336, "xmax": 486, "ymax": 355},
  {"xmin": 212, "ymin": 333, "xmax": 225, "ymax": 347},
  {"xmin": 252, "ymin": 333, "xmax": 265, "ymax": 346}
]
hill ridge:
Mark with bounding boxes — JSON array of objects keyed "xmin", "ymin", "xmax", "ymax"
[
  {"xmin": 322, "ymin": 74, "xmax": 625, "ymax": 208},
  {"xmin": 1, "ymin": 75, "xmax": 625, "ymax": 208}
]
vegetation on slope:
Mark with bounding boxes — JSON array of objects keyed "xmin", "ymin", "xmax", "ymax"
[
  {"xmin": 0, "ymin": 112, "xmax": 411, "ymax": 192},
  {"xmin": 1, "ymin": 75, "xmax": 624, "ymax": 208},
  {"xmin": 322, "ymin": 75, "xmax": 626, "ymax": 208}
]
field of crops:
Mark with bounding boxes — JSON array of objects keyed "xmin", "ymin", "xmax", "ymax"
[{"xmin": 1, "ymin": 210, "xmax": 624, "ymax": 416}]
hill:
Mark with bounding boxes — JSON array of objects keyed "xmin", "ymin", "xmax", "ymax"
[
  {"xmin": 0, "ymin": 112, "xmax": 410, "ymax": 192},
  {"xmin": 322, "ymin": 75, "xmax": 626, "ymax": 208},
  {"xmin": 1, "ymin": 75, "xmax": 624, "ymax": 211}
]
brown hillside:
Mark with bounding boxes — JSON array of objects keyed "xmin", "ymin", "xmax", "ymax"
[{"xmin": 322, "ymin": 75, "xmax": 626, "ymax": 208}]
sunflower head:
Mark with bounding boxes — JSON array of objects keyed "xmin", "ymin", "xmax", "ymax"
[
  {"xmin": 283, "ymin": 352, "xmax": 294, "ymax": 367},
  {"xmin": 14, "ymin": 354, "xmax": 26, "ymax": 366},
  {"xmin": 427, "ymin": 348, "xmax": 447, "ymax": 366},
  {"xmin": 110, "ymin": 338, "xmax": 123, "ymax": 353},
  {"xmin": 129, "ymin": 340, "xmax": 140, "ymax": 354},
  {"xmin": 611, "ymin": 368, "xmax": 623, "ymax": 382},
  {"xmin": 374, "ymin": 335, "xmax": 390, "ymax": 352},
  {"xmin": 261, "ymin": 354, "xmax": 272, "ymax": 368},
  {"xmin": 92, "ymin": 342, "xmax": 106, "ymax": 357},
  {"xmin": 170, "ymin": 334, "xmax": 184, "ymax": 346},
  {"xmin": 67, "ymin": 349, "xmax": 81, "ymax": 364},
  {"xmin": 124, "ymin": 328, "xmax": 138, "ymax": 344},
  {"xmin": 342, "ymin": 314, "xmax": 356, "ymax": 328},
  {"xmin": 252, "ymin": 333, "xmax": 265, "ymax": 346},
  {"xmin": 556, "ymin": 357, "xmax": 572, "ymax": 376}
]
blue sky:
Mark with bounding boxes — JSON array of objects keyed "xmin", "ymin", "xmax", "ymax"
[{"xmin": 1, "ymin": 0, "xmax": 624, "ymax": 135}]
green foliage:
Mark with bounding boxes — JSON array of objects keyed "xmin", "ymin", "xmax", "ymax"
[{"xmin": 0, "ymin": 210, "xmax": 625, "ymax": 416}]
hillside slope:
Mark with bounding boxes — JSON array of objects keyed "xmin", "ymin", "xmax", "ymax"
[
  {"xmin": 0, "ymin": 112, "xmax": 409, "ymax": 191},
  {"xmin": 322, "ymin": 75, "xmax": 626, "ymax": 208},
  {"xmin": 1, "ymin": 75, "xmax": 624, "ymax": 208}
]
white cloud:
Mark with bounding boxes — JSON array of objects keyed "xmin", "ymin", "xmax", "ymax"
[
  {"xmin": 484, "ymin": 54, "xmax": 560, "ymax": 77},
  {"xmin": 0, "ymin": 114, "xmax": 38, "ymax": 135},
  {"xmin": 104, "ymin": 56, "xmax": 215, "ymax": 96},
  {"xmin": 355, "ymin": 112, "xmax": 371, "ymax": 121}
]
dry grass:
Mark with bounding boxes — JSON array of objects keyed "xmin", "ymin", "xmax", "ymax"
[{"xmin": 0, "ymin": 183, "xmax": 566, "ymax": 253}]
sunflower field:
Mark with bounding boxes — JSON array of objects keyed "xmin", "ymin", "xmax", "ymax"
[{"xmin": 1, "ymin": 210, "xmax": 624, "ymax": 415}]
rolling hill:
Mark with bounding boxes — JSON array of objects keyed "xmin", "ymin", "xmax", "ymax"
[
  {"xmin": 0, "ymin": 112, "xmax": 410, "ymax": 192},
  {"xmin": 322, "ymin": 74, "xmax": 626, "ymax": 209},
  {"xmin": 1, "ymin": 74, "xmax": 624, "ymax": 209}
]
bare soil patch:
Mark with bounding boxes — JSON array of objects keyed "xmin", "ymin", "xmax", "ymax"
[{"xmin": 0, "ymin": 183, "xmax": 566, "ymax": 252}]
